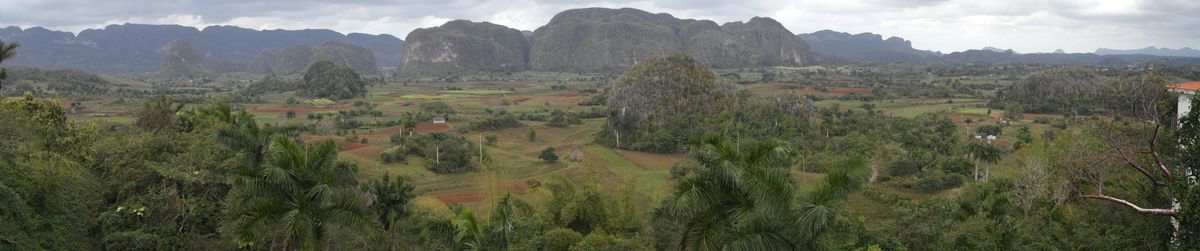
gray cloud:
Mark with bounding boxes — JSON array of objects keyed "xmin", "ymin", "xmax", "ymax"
[{"xmin": 0, "ymin": 0, "xmax": 1196, "ymax": 52}]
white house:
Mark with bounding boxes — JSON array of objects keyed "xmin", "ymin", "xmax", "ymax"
[
  {"xmin": 1169, "ymin": 81, "xmax": 1200, "ymax": 119},
  {"xmin": 432, "ymin": 116, "xmax": 446, "ymax": 124}
]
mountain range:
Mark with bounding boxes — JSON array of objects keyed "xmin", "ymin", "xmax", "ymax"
[
  {"xmin": 0, "ymin": 24, "xmax": 403, "ymax": 74},
  {"xmin": 797, "ymin": 30, "xmax": 938, "ymax": 63},
  {"xmin": 3, "ymin": 7, "xmax": 1200, "ymax": 75},
  {"xmin": 1095, "ymin": 47, "xmax": 1200, "ymax": 58}
]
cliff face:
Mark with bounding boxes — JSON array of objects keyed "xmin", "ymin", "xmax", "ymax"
[
  {"xmin": 529, "ymin": 8, "xmax": 812, "ymax": 72},
  {"xmin": 400, "ymin": 20, "xmax": 529, "ymax": 75}
]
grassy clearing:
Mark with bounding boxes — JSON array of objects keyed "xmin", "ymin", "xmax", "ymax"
[
  {"xmin": 400, "ymin": 94, "xmax": 470, "ymax": 100},
  {"xmin": 441, "ymin": 89, "xmax": 514, "ymax": 95}
]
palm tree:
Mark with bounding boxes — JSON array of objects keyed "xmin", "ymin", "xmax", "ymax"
[
  {"xmin": 659, "ymin": 135, "xmax": 871, "ymax": 250},
  {"xmin": 661, "ymin": 135, "xmax": 799, "ymax": 250},
  {"xmin": 225, "ymin": 136, "xmax": 369, "ymax": 250},
  {"xmin": 967, "ymin": 142, "xmax": 1002, "ymax": 180},
  {"xmin": 795, "ymin": 155, "xmax": 871, "ymax": 246},
  {"xmin": 0, "ymin": 40, "xmax": 18, "ymax": 91},
  {"xmin": 362, "ymin": 173, "xmax": 416, "ymax": 231}
]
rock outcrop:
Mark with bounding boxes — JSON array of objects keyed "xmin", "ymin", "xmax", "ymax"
[
  {"xmin": 529, "ymin": 8, "xmax": 812, "ymax": 72},
  {"xmin": 400, "ymin": 20, "xmax": 529, "ymax": 75}
]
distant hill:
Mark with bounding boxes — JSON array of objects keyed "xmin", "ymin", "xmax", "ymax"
[
  {"xmin": 529, "ymin": 8, "xmax": 811, "ymax": 72},
  {"xmin": 159, "ymin": 39, "xmax": 219, "ymax": 77},
  {"xmin": 939, "ymin": 49, "xmax": 1200, "ymax": 66},
  {"xmin": 1095, "ymin": 47, "xmax": 1200, "ymax": 58},
  {"xmin": 0, "ymin": 24, "xmax": 402, "ymax": 74},
  {"xmin": 401, "ymin": 20, "xmax": 529, "ymax": 75},
  {"xmin": 797, "ymin": 30, "xmax": 938, "ymax": 63},
  {"xmin": 252, "ymin": 41, "xmax": 379, "ymax": 75}
]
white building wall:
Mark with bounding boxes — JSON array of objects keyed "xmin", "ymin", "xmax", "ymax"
[{"xmin": 1179, "ymin": 91, "xmax": 1194, "ymax": 120}]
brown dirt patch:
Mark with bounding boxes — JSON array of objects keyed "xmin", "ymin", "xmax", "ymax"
[
  {"xmin": 435, "ymin": 192, "xmax": 485, "ymax": 204},
  {"xmin": 414, "ymin": 123, "xmax": 450, "ymax": 133},
  {"xmin": 511, "ymin": 98, "xmax": 531, "ymax": 103},
  {"xmin": 617, "ymin": 150, "xmax": 684, "ymax": 171},
  {"xmin": 349, "ymin": 145, "xmax": 384, "ymax": 158}
]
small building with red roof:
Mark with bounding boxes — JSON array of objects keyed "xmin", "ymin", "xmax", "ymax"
[{"xmin": 1168, "ymin": 81, "xmax": 1200, "ymax": 119}]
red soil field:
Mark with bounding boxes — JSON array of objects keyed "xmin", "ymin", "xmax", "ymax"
[{"xmin": 510, "ymin": 98, "xmax": 531, "ymax": 103}]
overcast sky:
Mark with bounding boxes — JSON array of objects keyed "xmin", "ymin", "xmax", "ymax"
[{"xmin": 2, "ymin": 0, "xmax": 1197, "ymax": 53}]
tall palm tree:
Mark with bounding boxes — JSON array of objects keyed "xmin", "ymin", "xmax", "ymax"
[
  {"xmin": 662, "ymin": 135, "xmax": 799, "ymax": 250},
  {"xmin": 967, "ymin": 142, "xmax": 1002, "ymax": 180},
  {"xmin": 225, "ymin": 136, "xmax": 368, "ymax": 250},
  {"xmin": 0, "ymin": 40, "xmax": 18, "ymax": 91},
  {"xmin": 660, "ymin": 135, "xmax": 871, "ymax": 250},
  {"xmin": 362, "ymin": 173, "xmax": 416, "ymax": 231},
  {"xmin": 423, "ymin": 194, "xmax": 533, "ymax": 251}
]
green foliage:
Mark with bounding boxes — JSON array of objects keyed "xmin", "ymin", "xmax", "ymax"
[
  {"xmin": 301, "ymin": 60, "xmax": 367, "ymax": 100},
  {"xmin": 540, "ymin": 147, "xmax": 560, "ymax": 162},
  {"xmin": 362, "ymin": 174, "xmax": 417, "ymax": 231},
  {"xmin": 545, "ymin": 228, "xmax": 584, "ymax": 251},
  {"xmin": 470, "ymin": 114, "xmax": 522, "ymax": 131},
  {"xmin": 528, "ymin": 128, "xmax": 537, "ymax": 142},
  {"xmin": 485, "ymin": 135, "xmax": 499, "ymax": 146},
  {"xmin": 655, "ymin": 135, "xmax": 869, "ymax": 250},
  {"xmin": 994, "ymin": 67, "xmax": 1105, "ymax": 114},
  {"xmin": 388, "ymin": 132, "xmax": 481, "ymax": 174},
  {"xmin": 975, "ymin": 124, "xmax": 1002, "ymax": 136},
  {"xmin": 225, "ymin": 137, "xmax": 369, "ymax": 250}
]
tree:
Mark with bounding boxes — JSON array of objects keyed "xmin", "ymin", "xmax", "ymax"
[
  {"xmin": 0, "ymin": 40, "xmax": 18, "ymax": 90},
  {"xmin": 135, "ymin": 95, "xmax": 184, "ymax": 132},
  {"xmin": 656, "ymin": 135, "xmax": 869, "ymax": 250},
  {"xmin": 362, "ymin": 173, "xmax": 416, "ymax": 231},
  {"xmin": 1060, "ymin": 66, "xmax": 1193, "ymax": 247},
  {"xmin": 528, "ymin": 128, "xmax": 537, "ymax": 142},
  {"xmin": 539, "ymin": 147, "xmax": 559, "ymax": 162},
  {"xmin": 225, "ymin": 137, "xmax": 369, "ymax": 250},
  {"xmin": 286, "ymin": 109, "xmax": 296, "ymax": 119},
  {"xmin": 966, "ymin": 142, "xmax": 1001, "ymax": 181},
  {"xmin": 1004, "ymin": 102, "xmax": 1024, "ymax": 120}
]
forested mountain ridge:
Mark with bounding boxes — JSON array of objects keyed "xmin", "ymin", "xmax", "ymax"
[
  {"xmin": 529, "ymin": 8, "xmax": 812, "ymax": 72},
  {"xmin": 798, "ymin": 30, "xmax": 940, "ymax": 63},
  {"xmin": 0, "ymin": 24, "xmax": 402, "ymax": 73}
]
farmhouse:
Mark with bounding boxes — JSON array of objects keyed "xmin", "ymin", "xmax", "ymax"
[
  {"xmin": 432, "ymin": 116, "xmax": 447, "ymax": 124},
  {"xmin": 1169, "ymin": 81, "xmax": 1200, "ymax": 119}
]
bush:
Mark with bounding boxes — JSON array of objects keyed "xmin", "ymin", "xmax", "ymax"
[
  {"xmin": 570, "ymin": 233, "xmax": 640, "ymax": 251},
  {"xmin": 913, "ymin": 173, "xmax": 965, "ymax": 192},
  {"xmin": 540, "ymin": 147, "xmax": 559, "ymax": 162},
  {"xmin": 470, "ymin": 114, "xmax": 522, "ymax": 131},
  {"xmin": 546, "ymin": 228, "xmax": 584, "ymax": 251},
  {"xmin": 975, "ymin": 124, "xmax": 1002, "ymax": 136}
]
